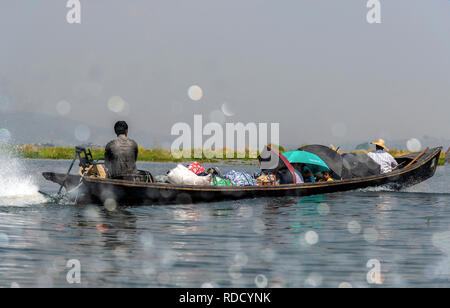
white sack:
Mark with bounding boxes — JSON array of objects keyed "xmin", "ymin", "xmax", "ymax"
[{"xmin": 167, "ymin": 164, "xmax": 212, "ymax": 186}]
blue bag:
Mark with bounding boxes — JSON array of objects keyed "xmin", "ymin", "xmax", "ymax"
[{"xmin": 224, "ymin": 170, "xmax": 257, "ymax": 186}]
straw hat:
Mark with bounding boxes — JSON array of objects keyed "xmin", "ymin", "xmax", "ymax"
[{"xmin": 371, "ymin": 138, "xmax": 389, "ymax": 151}]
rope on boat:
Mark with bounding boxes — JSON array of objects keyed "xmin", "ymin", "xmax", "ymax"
[
  {"xmin": 73, "ymin": 171, "xmax": 88, "ymax": 204},
  {"xmin": 66, "ymin": 181, "xmax": 84, "ymax": 195}
]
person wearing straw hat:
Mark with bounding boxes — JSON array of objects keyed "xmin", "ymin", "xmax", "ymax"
[{"xmin": 367, "ymin": 139, "xmax": 398, "ymax": 174}]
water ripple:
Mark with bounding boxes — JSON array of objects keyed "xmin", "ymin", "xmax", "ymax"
[{"xmin": 0, "ymin": 160, "xmax": 448, "ymax": 287}]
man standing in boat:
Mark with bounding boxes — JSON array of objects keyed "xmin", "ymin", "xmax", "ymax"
[
  {"xmin": 367, "ymin": 139, "xmax": 398, "ymax": 174},
  {"xmin": 104, "ymin": 121, "xmax": 139, "ymax": 180}
]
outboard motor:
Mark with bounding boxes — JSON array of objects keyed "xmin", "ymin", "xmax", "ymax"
[{"xmin": 57, "ymin": 146, "xmax": 102, "ymax": 195}]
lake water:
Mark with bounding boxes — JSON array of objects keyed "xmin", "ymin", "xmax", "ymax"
[{"xmin": 0, "ymin": 157, "xmax": 449, "ymax": 288}]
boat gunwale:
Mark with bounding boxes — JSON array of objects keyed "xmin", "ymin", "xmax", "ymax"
[{"xmin": 80, "ymin": 147, "xmax": 442, "ymax": 192}]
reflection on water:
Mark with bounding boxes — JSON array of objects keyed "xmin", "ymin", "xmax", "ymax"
[{"xmin": 0, "ymin": 160, "xmax": 449, "ymax": 287}]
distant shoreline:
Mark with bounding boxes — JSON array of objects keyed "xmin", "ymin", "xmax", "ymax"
[
  {"xmin": 5, "ymin": 145, "xmax": 447, "ymax": 166},
  {"xmin": 12, "ymin": 145, "xmax": 259, "ymax": 165}
]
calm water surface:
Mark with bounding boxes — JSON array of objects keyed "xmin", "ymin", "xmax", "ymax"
[{"xmin": 0, "ymin": 159, "xmax": 449, "ymax": 288}]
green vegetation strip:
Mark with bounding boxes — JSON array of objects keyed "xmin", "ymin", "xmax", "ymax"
[
  {"xmin": 14, "ymin": 145, "xmax": 258, "ymax": 164},
  {"xmin": 6, "ymin": 145, "xmax": 448, "ymax": 166}
]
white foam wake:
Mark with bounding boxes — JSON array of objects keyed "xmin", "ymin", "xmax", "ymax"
[
  {"xmin": 356, "ymin": 185, "xmax": 396, "ymax": 193},
  {"xmin": 0, "ymin": 147, "xmax": 47, "ymax": 206}
]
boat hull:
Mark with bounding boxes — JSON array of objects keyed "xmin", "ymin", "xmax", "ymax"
[{"xmin": 42, "ymin": 147, "xmax": 442, "ymax": 205}]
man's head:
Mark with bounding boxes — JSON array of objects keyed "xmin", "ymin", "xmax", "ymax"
[
  {"xmin": 114, "ymin": 121, "xmax": 128, "ymax": 136},
  {"xmin": 323, "ymin": 171, "xmax": 331, "ymax": 179},
  {"xmin": 371, "ymin": 138, "xmax": 388, "ymax": 151}
]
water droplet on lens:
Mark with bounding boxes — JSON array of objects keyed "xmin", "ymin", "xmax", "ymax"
[
  {"xmin": 140, "ymin": 232, "xmax": 154, "ymax": 251},
  {"xmin": 107, "ymin": 96, "xmax": 126, "ymax": 113},
  {"xmin": 252, "ymin": 219, "xmax": 265, "ymax": 235},
  {"xmin": 255, "ymin": 274, "xmax": 268, "ymax": 288},
  {"xmin": 317, "ymin": 203, "xmax": 329, "ymax": 215},
  {"xmin": 74, "ymin": 125, "xmax": 91, "ymax": 142},
  {"xmin": 201, "ymin": 282, "xmax": 215, "ymax": 288},
  {"xmin": 228, "ymin": 265, "xmax": 242, "ymax": 279},
  {"xmin": 188, "ymin": 85, "xmax": 203, "ymax": 101},
  {"xmin": 363, "ymin": 228, "xmax": 379, "ymax": 243},
  {"xmin": 233, "ymin": 252, "xmax": 248, "ymax": 267},
  {"xmin": 104, "ymin": 198, "xmax": 117, "ymax": 212},
  {"xmin": 56, "ymin": 100, "xmax": 71, "ymax": 116},
  {"xmin": 305, "ymin": 231, "xmax": 319, "ymax": 245},
  {"xmin": 407, "ymin": 138, "xmax": 422, "ymax": 152},
  {"xmin": 305, "ymin": 272, "xmax": 322, "ymax": 287},
  {"xmin": 221, "ymin": 103, "xmax": 234, "ymax": 116},
  {"xmin": 431, "ymin": 231, "xmax": 450, "ymax": 253},
  {"xmin": 347, "ymin": 221, "xmax": 361, "ymax": 234},
  {"xmin": 160, "ymin": 249, "xmax": 177, "ymax": 268},
  {"xmin": 338, "ymin": 282, "xmax": 352, "ymax": 288},
  {"xmin": 84, "ymin": 206, "xmax": 100, "ymax": 219}
]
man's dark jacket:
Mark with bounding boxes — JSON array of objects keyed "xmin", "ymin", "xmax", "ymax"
[{"xmin": 104, "ymin": 134, "xmax": 138, "ymax": 179}]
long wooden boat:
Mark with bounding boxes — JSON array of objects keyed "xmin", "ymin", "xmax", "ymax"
[{"xmin": 42, "ymin": 147, "xmax": 443, "ymax": 205}]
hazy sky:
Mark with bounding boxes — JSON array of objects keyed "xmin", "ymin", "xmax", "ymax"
[{"xmin": 0, "ymin": 0, "xmax": 449, "ymax": 146}]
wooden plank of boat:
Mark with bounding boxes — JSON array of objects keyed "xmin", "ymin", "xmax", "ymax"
[
  {"xmin": 42, "ymin": 147, "xmax": 443, "ymax": 205},
  {"xmin": 403, "ymin": 147, "xmax": 429, "ymax": 169}
]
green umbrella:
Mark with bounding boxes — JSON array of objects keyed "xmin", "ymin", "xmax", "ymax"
[{"xmin": 282, "ymin": 151, "xmax": 330, "ymax": 173}]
